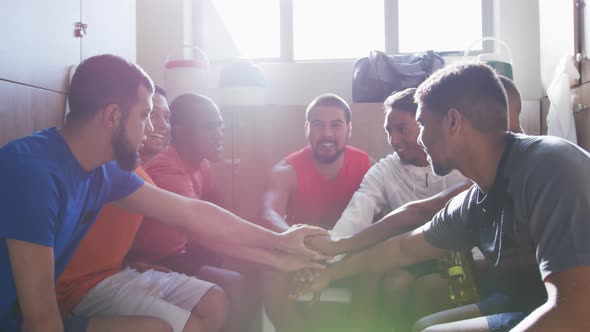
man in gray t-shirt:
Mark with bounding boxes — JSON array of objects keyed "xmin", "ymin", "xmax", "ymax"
[
  {"xmin": 425, "ymin": 132, "xmax": 589, "ymax": 314},
  {"xmin": 292, "ymin": 64, "xmax": 590, "ymax": 331}
]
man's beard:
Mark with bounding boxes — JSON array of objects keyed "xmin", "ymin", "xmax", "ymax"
[
  {"xmin": 113, "ymin": 123, "xmax": 140, "ymax": 171},
  {"xmin": 312, "ymin": 145, "xmax": 346, "ymax": 164}
]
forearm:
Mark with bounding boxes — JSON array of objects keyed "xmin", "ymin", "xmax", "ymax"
[
  {"xmin": 260, "ymin": 209, "xmax": 290, "ymax": 232},
  {"xmin": 512, "ymin": 304, "xmax": 588, "ymax": 332},
  {"xmin": 336, "ymin": 202, "xmax": 431, "ymax": 254},
  {"xmin": 199, "ymin": 240, "xmax": 279, "ymax": 268},
  {"xmin": 324, "ymin": 250, "xmax": 372, "ymax": 282},
  {"xmin": 188, "ymin": 200, "xmax": 282, "ymax": 250},
  {"xmin": 332, "ymin": 228, "xmax": 446, "ymax": 280},
  {"xmin": 337, "ymin": 182, "xmax": 470, "ymax": 255},
  {"xmin": 327, "ymin": 235, "xmax": 405, "ymax": 281}
]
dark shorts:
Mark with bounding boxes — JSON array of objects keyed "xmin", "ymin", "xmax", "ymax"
[
  {"xmin": 402, "ymin": 258, "xmax": 439, "ymax": 278},
  {"xmin": 63, "ymin": 313, "xmax": 90, "ymax": 332},
  {"xmin": 485, "ymin": 312, "xmax": 526, "ymax": 332},
  {"xmin": 478, "ymin": 293, "xmax": 525, "ymax": 332},
  {"xmin": 478, "ymin": 293, "xmax": 514, "ymax": 314}
]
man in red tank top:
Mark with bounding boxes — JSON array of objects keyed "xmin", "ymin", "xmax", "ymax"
[{"xmin": 259, "ymin": 94, "xmax": 373, "ymax": 332}]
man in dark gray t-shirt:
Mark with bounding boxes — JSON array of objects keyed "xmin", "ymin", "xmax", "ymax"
[
  {"xmin": 424, "ymin": 133, "xmax": 588, "ymax": 317},
  {"xmin": 425, "ymin": 133, "xmax": 590, "ymax": 284},
  {"xmin": 291, "ymin": 64, "xmax": 590, "ymax": 332}
]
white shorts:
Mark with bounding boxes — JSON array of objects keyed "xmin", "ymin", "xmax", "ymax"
[{"xmin": 72, "ymin": 267, "xmax": 216, "ymax": 332}]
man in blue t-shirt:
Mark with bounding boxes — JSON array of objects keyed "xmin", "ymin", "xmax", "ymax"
[
  {"xmin": 291, "ymin": 64, "xmax": 590, "ymax": 331},
  {"xmin": 0, "ymin": 54, "xmax": 329, "ymax": 332}
]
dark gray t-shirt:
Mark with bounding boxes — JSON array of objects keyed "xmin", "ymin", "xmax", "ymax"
[{"xmin": 424, "ymin": 133, "xmax": 590, "ymax": 310}]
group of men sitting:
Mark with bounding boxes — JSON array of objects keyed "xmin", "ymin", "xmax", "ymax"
[{"xmin": 1, "ymin": 54, "xmax": 589, "ymax": 332}]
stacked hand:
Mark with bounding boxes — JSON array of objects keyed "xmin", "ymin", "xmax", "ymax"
[
  {"xmin": 272, "ymin": 224, "xmax": 336, "ymax": 301},
  {"xmin": 269, "ymin": 250, "xmax": 328, "ymax": 272},
  {"xmin": 278, "ymin": 224, "xmax": 333, "ymax": 261},
  {"xmin": 288, "ymin": 267, "xmax": 332, "ymax": 304},
  {"xmin": 304, "ymin": 233, "xmax": 341, "ymax": 256}
]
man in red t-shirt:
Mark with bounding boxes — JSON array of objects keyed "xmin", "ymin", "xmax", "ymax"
[
  {"xmin": 259, "ymin": 93, "xmax": 372, "ymax": 332},
  {"xmin": 127, "ymin": 94, "xmax": 256, "ymax": 332}
]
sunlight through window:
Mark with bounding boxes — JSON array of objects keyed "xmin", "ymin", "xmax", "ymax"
[
  {"xmin": 293, "ymin": 0, "xmax": 384, "ymax": 60},
  {"xmin": 211, "ymin": 0, "xmax": 280, "ymax": 59},
  {"xmin": 398, "ymin": 0, "xmax": 482, "ymax": 53},
  {"xmin": 205, "ymin": 0, "xmax": 486, "ymax": 61}
]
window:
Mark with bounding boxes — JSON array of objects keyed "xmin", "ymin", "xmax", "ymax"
[
  {"xmin": 398, "ymin": 0, "xmax": 483, "ymax": 53},
  {"xmin": 204, "ymin": 0, "xmax": 281, "ymax": 60},
  {"xmin": 201, "ymin": 0, "xmax": 491, "ymax": 61},
  {"xmin": 293, "ymin": 0, "xmax": 384, "ymax": 60}
]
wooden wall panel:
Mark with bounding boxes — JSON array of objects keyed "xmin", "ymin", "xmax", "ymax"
[
  {"xmin": 231, "ymin": 106, "xmax": 290, "ymax": 222},
  {"xmin": 208, "ymin": 107, "xmax": 235, "ymax": 211},
  {"xmin": 539, "ymin": 87, "xmax": 590, "ymax": 152},
  {"xmin": 349, "ymin": 103, "xmax": 392, "ymax": 162},
  {"xmin": 0, "ymin": 80, "xmax": 66, "ymax": 146},
  {"xmin": 266, "ymin": 106, "xmax": 308, "ymax": 165}
]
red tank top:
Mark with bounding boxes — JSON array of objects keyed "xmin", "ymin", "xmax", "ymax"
[{"xmin": 284, "ymin": 146, "xmax": 370, "ymax": 229}]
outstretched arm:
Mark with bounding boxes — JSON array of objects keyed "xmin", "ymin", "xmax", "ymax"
[
  {"xmin": 198, "ymin": 239, "xmax": 327, "ymax": 272},
  {"xmin": 293, "ymin": 225, "xmax": 447, "ymax": 298},
  {"xmin": 307, "ymin": 180, "xmax": 471, "ymax": 256},
  {"xmin": 116, "ymin": 182, "xmax": 328, "ymax": 260}
]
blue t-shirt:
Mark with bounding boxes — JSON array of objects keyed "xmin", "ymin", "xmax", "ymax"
[
  {"xmin": 424, "ymin": 133, "xmax": 590, "ymax": 312},
  {"xmin": 0, "ymin": 128, "xmax": 144, "ymax": 330}
]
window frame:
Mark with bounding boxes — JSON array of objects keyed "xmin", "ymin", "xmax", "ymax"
[{"xmin": 200, "ymin": 0, "xmax": 494, "ymax": 63}]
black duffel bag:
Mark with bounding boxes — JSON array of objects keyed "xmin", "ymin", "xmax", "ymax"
[{"xmin": 352, "ymin": 50, "xmax": 445, "ymax": 103}]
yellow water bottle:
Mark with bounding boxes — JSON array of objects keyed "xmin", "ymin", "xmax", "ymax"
[{"xmin": 446, "ymin": 251, "xmax": 480, "ymax": 306}]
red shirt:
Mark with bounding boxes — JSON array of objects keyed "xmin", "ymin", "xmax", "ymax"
[
  {"xmin": 128, "ymin": 146, "xmax": 214, "ymax": 263},
  {"xmin": 284, "ymin": 146, "xmax": 370, "ymax": 229}
]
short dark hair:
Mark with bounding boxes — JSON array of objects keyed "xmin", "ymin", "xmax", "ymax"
[
  {"xmin": 67, "ymin": 54, "xmax": 154, "ymax": 123},
  {"xmin": 306, "ymin": 93, "xmax": 351, "ymax": 123},
  {"xmin": 384, "ymin": 88, "xmax": 417, "ymax": 115},
  {"xmin": 415, "ymin": 63, "xmax": 508, "ymax": 133},
  {"xmin": 498, "ymin": 75, "xmax": 521, "ymax": 112},
  {"xmin": 169, "ymin": 93, "xmax": 218, "ymax": 128},
  {"xmin": 154, "ymin": 85, "xmax": 167, "ymax": 97}
]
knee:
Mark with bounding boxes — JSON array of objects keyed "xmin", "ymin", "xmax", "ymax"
[
  {"xmin": 195, "ymin": 285, "xmax": 229, "ymax": 331},
  {"xmin": 412, "ymin": 316, "xmax": 435, "ymax": 332},
  {"xmin": 382, "ymin": 269, "xmax": 414, "ymax": 295}
]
